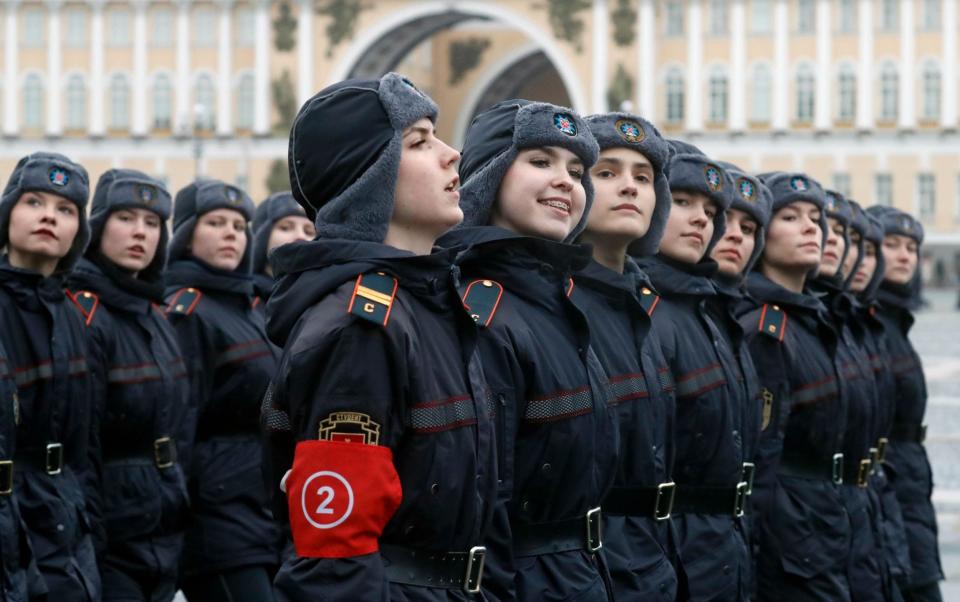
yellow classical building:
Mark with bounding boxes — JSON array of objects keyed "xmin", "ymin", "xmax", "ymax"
[{"xmin": 1, "ymin": 0, "xmax": 958, "ymax": 274}]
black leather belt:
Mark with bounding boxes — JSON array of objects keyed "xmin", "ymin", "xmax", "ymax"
[
  {"xmin": 672, "ymin": 483, "xmax": 749, "ymax": 517},
  {"xmin": 14, "ymin": 443, "xmax": 64, "ymax": 476},
  {"xmin": 603, "ymin": 482, "xmax": 676, "ymax": 520},
  {"xmin": 512, "ymin": 507, "xmax": 603, "ymax": 557},
  {"xmin": 381, "ymin": 543, "xmax": 485, "ymax": 593},
  {"xmin": 0, "ymin": 460, "xmax": 12, "ymax": 495},
  {"xmin": 890, "ymin": 423, "xmax": 926, "ymax": 443},
  {"xmin": 104, "ymin": 437, "xmax": 177, "ymax": 469},
  {"xmin": 778, "ymin": 452, "xmax": 844, "ymax": 485}
]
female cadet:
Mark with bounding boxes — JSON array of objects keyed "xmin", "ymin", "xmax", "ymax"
[
  {"xmin": 806, "ymin": 191, "xmax": 885, "ymax": 599},
  {"xmin": 738, "ymin": 172, "xmax": 850, "ymax": 601},
  {"xmin": 438, "ymin": 101, "xmax": 617, "ymax": 601},
  {"xmin": 261, "ymin": 73, "xmax": 496, "ymax": 600},
  {"xmin": 0, "ymin": 152, "xmax": 100, "ymax": 600},
  {"xmin": 65, "ymin": 169, "xmax": 190, "ymax": 601},
  {"xmin": 250, "ymin": 192, "xmax": 314, "ymax": 306},
  {"xmin": 634, "ymin": 148, "xmax": 754, "ymax": 601},
  {"xmin": 573, "ymin": 113, "xmax": 682, "ymax": 600},
  {"xmin": 164, "ymin": 179, "xmax": 279, "ymax": 601},
  {"xmin": 867, "ymin": 206, "xmax": 943, "ymax": 602}
]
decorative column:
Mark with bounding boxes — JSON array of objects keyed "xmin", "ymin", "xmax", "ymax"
[
  {"xmin": 771, "ymin": 0, "xmax": 788, "ymax": 131},
  {"xmin": 216, "ymin": 0, "xmax": 234, "ymax": 136},
  {"xmin": 253, "ymin": 0, "xmax": 270, "ymax": 136},
  {"xmin": 898, "ymin": 0, "xmax": 915, "ymax": 129},
  {"xmin": 132, "ymin": 0, "xmax": 148, "ymax": 136},
  {"xmin": 3, "ymin": 1, "xmax": 19, "ymax": 136},
  {"xmin": 856, "ymin": 0, "xmax": 874, "ymax": 130},
  {"xmin": 591, "ymin": 0, "xmax": 608, "ymax": 113},
  {"xmin": 685, "ymin": 0, "xmax": 703, "ymax": 131},
  {"xmin": 297, "ymin": 0, "xmax": 313, "ymax": 105},
  {"xmin": 814, "ymin": 0, "xmax": 831, "ymax": 131},
  {"xmin": 637, "ymin": 0, "xmax": 655, "ymax": 121},
  {"xmin": 942, "ymin": 0, "xmax": 957, "ymax": 128},
  {"xmin": 89, "ymin": 0, "xmax": 105, "ymax": 137},
  {"xmin": 729, "ymin": 0, "xmax": 746, "ymax": 131},
  {"xmin": 46, "ymin": 0, "xmax": 63, "ymax": 137},
  {"xmin": 174, "ymin": 0, "xmax": 191, "ymax": 135}
]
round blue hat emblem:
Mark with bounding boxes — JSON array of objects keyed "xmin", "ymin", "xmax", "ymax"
[
  {"xmin": 789, "ymin": 176, "xmax": 808, "ymax": 192},
  {"xmin": 49, "ymin": 168, "xmax": 69, "ymax": 187},
  {"xmin": 704, "ymin": 165, "xmax": 723, "ymax": 192},
  {"xmin": 737, "ymin": 178, "xmax": 756, "ymax": 202},
  {"xmin": 615, "ymin": 119, "xmax": 644, "ymax": 143},
  {"xmin": 553, "ymin": 113, "xmax": 577, "ymax": 136}
]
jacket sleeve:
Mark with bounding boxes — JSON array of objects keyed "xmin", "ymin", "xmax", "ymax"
[
  {"xmin": 166, "ymin": 310, "xmax": 214, "ymax": 475},
  {"xmin": 271, "ymin": 309, "xmax": 403, "ymax": 601},
  {"xmin": 81, "ymin": 323, "xmax": 108, "ymax": 555}
]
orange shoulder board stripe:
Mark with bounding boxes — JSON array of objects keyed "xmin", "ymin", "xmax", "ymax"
[
  {"xmin": 348, "ymin": 272, "xmax": 398, "ymax": 327},
  {"xmin": 758, "ymin": 303, "xmax": 787, "ymax": 342},
  {"xmin": 460, "ymin": 279, "xmax": 504, "ymax": 328},
  {"xmin": 638, "ymin": 286, "xmax": 660, "ymax": 317},
  {"xmin": 166, "ymin": 288, "xmax": 203, "ymax": 316},
  {"xmin": 67, "ymin": 290, "xmax": 99, "ymax": 326}
]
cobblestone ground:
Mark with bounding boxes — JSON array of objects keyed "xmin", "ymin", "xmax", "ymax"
[
  {"xmin": 914, "ymin": 288, "xmax": 960, "ymax": 599},
  {"xmin": 174, "ymin": 288, "xmax": 960, "ymax": 601}
]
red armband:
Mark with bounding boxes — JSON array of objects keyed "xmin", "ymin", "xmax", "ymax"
[{"xmin": 286, "ymin": 440, "xmax": 402, "ymax": 558}]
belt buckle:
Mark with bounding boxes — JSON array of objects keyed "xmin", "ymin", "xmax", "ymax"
[
  {"xmin": 877, "ymin": 437, "xmax": 889, "ymax": 463},
  {"xmin": 463, "ymin": 546, "xmax": 486, "ymax": 594},
  {"xmin": 831, "ymin": 453, "xmax": 844, "ymax": 485},
  {"xmin": 868, "ymin": 447, "xmax": 880, "ymax": 475},
  {"xmin": 733, "ymin": 481, "xmax": 749, "ymax": 518},
  {"xmin": 0, "ymin": 460, "xmax": 12, "ymax": 495},
  {"xmin": 585, "ymin": 507, "xmax": 603, "ymax": 553},
  {"xmin": 857, "ymin": 458, "xmax": 871, "ymax": 488},
  {"xmin": 654, "ymin": 482, "xmax": 676, "ymax": 521},
  {"xmin": 741, "ymin": 462, "xmax": 756, "ymax": 496},
  {"xmin": 153, "ymin": 437, "xmax": 175, "ymax": 469},
  {"xmin": 45, "ymin": 443, "xmax": 63, "ymax": 476}
]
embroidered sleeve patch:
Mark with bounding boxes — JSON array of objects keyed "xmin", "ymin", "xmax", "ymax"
[{"xmin": 287, "ymin": 440, "xmax": 402, "ymax": 558}]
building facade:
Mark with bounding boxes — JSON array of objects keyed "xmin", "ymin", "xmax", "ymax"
[{"xmin": 1, "ymin": 0, "xmax": 958, "ymax": 274}]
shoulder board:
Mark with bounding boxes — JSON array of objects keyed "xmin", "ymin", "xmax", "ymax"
[
  {"xmin": 638, "ymin": 286, "xmax": 661, "ymax": 317},
  {"xmin": 166, "ymin": 287, "xmax": 203, "ymax": 316},
  {"xmin": 68, "ymin": 290, "xmax": 99, "ymax": 326},
  {"xmin": 347, "ymin": 272, "xmax": 398, "ymax": 327},
  {"xmin": 460, "ymin": 279, "xmax": 504, "ymax": 328},
  {"xmin": 758, "ymin": 303, "xmax": 787, "ymax": 342}
]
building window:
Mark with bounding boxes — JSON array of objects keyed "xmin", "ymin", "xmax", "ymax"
[
  {"xmin": 880, "ymin": 0, "xmax": 897, "ymax": 31},
  {"xmin": 152, "ymin": 74, "xmax": 172, "ymax": 130},
  {"xmin": 666, "ymin": 1, "xmax": 684, "ymax": 36},
  {"xmin": 666, "ymin": 69, "xmax": 685, "ymax": 124},
  {"xmin": 194, "ymin": 75, "xmax": 216, "ymax": 130},
  {"xmin": 917, "ymin": 174, "xmax": 935, "ymax": 220},
  {"xmin": 108, "ymin": 9, "xmax": 131, "ymax": 46},
  {"xmin": 752, "ymin": 0, "xmax": 772, "ymax": 33},
  {"xmin": 23, "ymin": 75, "xmax": 44, "ymax": 129},
  {"xmin": 65, "ymin": 9, "xmax": 87, "ymax": 48},
  {"xmin": 152, "ymin": 9, "xmax": 173, "ymax": 47},
  {"xmin": 876, "ymin": 173, "xmax": 893, "ymax": 206},
  {"xmin": 837, "ymin": 65, "xmax": 856, "ymax": 122},
  {"xmin": 923, "ymin": 0, "xmax": 940, "ymax": 31},
  {"xmin": 193, "ymin": 8, "xmax": 216, "ymax": 47},
  {"xmin": 922, "ymin": 61, "xmax": 941, "ymax": 121},
  {"xmin": 838, "ymin": 0, "xmax": 856, "ymax": 33},
  {"xmin": 795, "ymin": 64, "xmax": 815, "ymax": 123},
  {"xmin": 833, "ymin": 173, "xmax": 851, "ymax": 197},
  {"xmin": 710, "ymin": 0, "xmax": 728, "ymax": 35},
  {"xmin": 796, "ymin": 0, "xmax": 815, "ymax": 33},
  {"xmin": 751, "ymin": 64, "xmax": 772, "ymax": 122},
  {"xmin": 110, "ymin": 74, "xmax": 130, "ymax": 130},
  {"xmin": 22, "ymin": 9, "xmax": 45, "ymax": 47},
  {"xmin": 236, "ymin": 8, "xmax": 255, "ymax": 47},
  {"xmin": 66, "ymin": 75, "xmax": 86, "ymax": 130},
  {"xmin": 709, "ymin": 68, "xmax": 728, "ymax": 124},
  {"xmin": 236, "ymin": 74, "xmax": 255, "ymax": 130},
  {"xmin": 880, "ymin": 62, "xmax": 898, "ymax": 121}
]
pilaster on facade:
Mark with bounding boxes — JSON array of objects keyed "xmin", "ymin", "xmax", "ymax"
[
  {"xmin": 898, "ymin": 0, "xmax": 915, "ymax": 130},
  {"xmin": 132, "ymin": 0, "xmax": 149, "ymax": 137},
  {"xmin": 942, "ymin": 0, "xmax": 957, "ymax": 129},
  {"xmin": 591, "ymin": 0, "xmax": 608, "ymax": 113},
  {"xmin": 253, "ymin": 0, "xmax": 271, "ymax": 136},
  {"xmin": 685, "ymin": 0, "xmax": 703, "ymax": 132},
  {"xmin": 88, "ymin": 0, "xmax": 106, "ymax": 138},
  {"xmin": 813, "ymin": 0, "xmax": 831, "ymax": 131},
  {"xmin": 217, "ymin": 0, "xmax": 235, "ymax": 137},
  {"xmin": 637, "ymin": 0, "xmax": 655, "ymax": 122},
  {"xmin": 771, "ymin": 0, "xmax": 789, "ymax": 132},
  {"xmin": 46, "ymin": 0, "xmax": 64, "ymax": 137},
  {"xmin": 856, "ymin": 0, "xmax": 874, "ymax": 130},
  {"xmin": 297, "ymin": 0, "xmax": 314, "ymax": 105},
  {"xmin": 174, "ymin": 0, "xmax": 191, "ymax": 136},
  {"xmin": 729, "ymin": 0, "xmax": 746, "ymax": 132},
  {"xmin": 4, "ymin": 0, "xmax": 22, "ymax": 137}
]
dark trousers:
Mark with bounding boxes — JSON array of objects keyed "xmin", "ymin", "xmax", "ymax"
[
  {"xmin": 101, "ymin": 564, "xmax": 177, "ymax": 602},
  {"xmin": 180, "ymin": 566, "xmax": 275, "ymax": 602},
  {"xmin": 902, "ymin": 581, "xmax": 943, "ymax": 602}
]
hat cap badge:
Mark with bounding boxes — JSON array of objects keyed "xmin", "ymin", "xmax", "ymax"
[
  {"xmin": 226, "ymin": 187, "xmax": 239, "ymax": 203},
  {"xmin": 704, "ymin": 165, "xmax": 723, "ymax": 192},
  {"xmin": 49, "ymin": 168, "xmax": 69, "ymax": 187},
  {"xmin": 737, "ymin": 178, "xmax": 756, "ymax": 202},
  {"xmin": 553, "ymin": 113, "xmax": 577, "ymax": 136},
  {"xmin": 615, "ymin": 119, "xmax": 645, "ymax": 143},
  {"xmin": 138, "ymin": 184, "xmax": 156, "ymax": 205},
  {"xmin": 789, "ymin": 176, "xmax": 808, "ymax": 191},
  {"xmin": 900, "ymin": 216, "xmax": 913, "ymax": 232}
]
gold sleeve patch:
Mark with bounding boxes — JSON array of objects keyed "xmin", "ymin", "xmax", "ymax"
[{"xmin": 318, "ymin": 411, "xmax": 381, "ymax": 446}]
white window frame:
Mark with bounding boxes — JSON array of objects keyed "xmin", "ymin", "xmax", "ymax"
[
  {"xmin": 837, "ymin": 65, "xmax": 856, "ymax": 122},
  {"xmin": 710, "ymin": 0, "xmax": 728, "ymax": 35},
  {"xmin": 22, "ymin": 9, "xmax": 45, "ymax": 48},
  {"xmin": 922, "ymin": 61, "xmax": 941, "ymax": 121},
  {"xmin": 152, "ymin": 74, "xmax": 173, "ymax": 130},
  {"xmin": 795, "ymin": 64, "xmax": 815, "ymax": 123},
  {"xmin": 23, "ymin": 75, "xmax": 44, "ymax": 129},
  {"xmin": 880, "ymin": 62, "xmax": 899, "ymax": 121},
  {"xmin": 192, "ymin": 8, "xmax": 216, "ymax": 47},
  {"xmin": 796, "ymin": 0, "xmax": 815, "ymax": 33},
  {"xmin": 751, "ymin": 64, "xmax": 772, "ymax": 122},
  {"xmin": 752, "ymin": 0, "xmax": 772, "ymax": 33},
  {"xmin": 666, "ymin": 69, "xmax": 685, "ymax": 123},
  {"xmin": 108, "ymin": 9, "xmax": 131, "ymax": 47},
  {"xmin": 66, "ymin": 74, "xmax": 86, "ymax": 130},
  {"xmin": 917, "ymin": 173, "xmax": 935, "ymax": 220},
  {"xmin": 65, "ymin": 9, "xmax": 87, "ymax": 48},
  {"xmin": 709, "ymin": 68, "xmax": 728, "ymax": 124},
  {"xmin": 876, "ymin": 173, "xmax": 893, "ymax": 206},
  {"xmin": 110, "ymin": 74, "xmax": 131, "ymax": 130},
  {"xmin": 151, "ymin": 8, "xmax": 173, "ymax": 48}
]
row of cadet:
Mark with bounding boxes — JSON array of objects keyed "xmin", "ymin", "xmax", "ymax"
[{"xmin": 0, "ymin": 71, "xmax": 941, "ymax": 602}]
